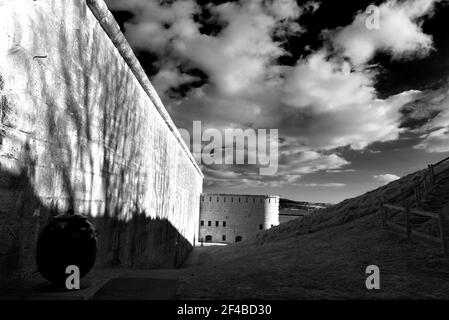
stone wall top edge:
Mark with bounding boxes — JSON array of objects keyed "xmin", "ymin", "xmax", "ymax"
[{"xmin": 85, "ymin": 0, "xmax": 203, "ymax": 178}]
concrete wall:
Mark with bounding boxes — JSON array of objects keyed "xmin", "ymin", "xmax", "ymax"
[
  {"xmin": 0, "ymin": 0, "xmax": 203, "ymax": 283},
  {"xmin": 199, "ymin": 194, "xmax": 279, "ymax": 244}
]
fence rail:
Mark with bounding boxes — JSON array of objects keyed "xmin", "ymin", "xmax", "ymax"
[
  {"xmin": 379, "ymin": 198, "xmax": 448, "ymax": 254},
  {"xmin": 434, "ymin": 156, "xmax": 449, "ymax": 168},
  {"xmin": 387, "ymin": 222, "xmax": 443, "ymax": 246},
  {"xmin": 404, "ymin": 156, "xmax": 449, "ymax": 211}
]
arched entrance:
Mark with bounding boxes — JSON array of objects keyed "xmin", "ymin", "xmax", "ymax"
[{"xmin": 205, "ymin": 235, "xmax": 212, "ymax": 242}]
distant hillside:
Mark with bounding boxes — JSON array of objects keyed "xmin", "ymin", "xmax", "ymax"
[
  {"xmin": 278, "ymin": 198, "xmax": 332, "ymax": 224},
  {"xmin": 279, "ymin": 198, "xmax": 331, "ymax": 211}
]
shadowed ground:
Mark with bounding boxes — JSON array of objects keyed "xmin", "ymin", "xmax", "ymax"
[
  {"xmin": 178, "ymin": 168, "xmax": 449, "ymax": 299},
  {"xmin": 179, "ymin": 214, "xmax": 449, "ymax": 299},
  {"xmin": 92, "ymin": 277, "xmax": 178, "ymax": 300},
  {"xmin": 0, "ymin": 268, "xmax": 181, "ymax": 300}
]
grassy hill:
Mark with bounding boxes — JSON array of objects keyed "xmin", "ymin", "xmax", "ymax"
[{"xmin": 179, "ymin": 166, "xmax": 449, "ymax": 299}]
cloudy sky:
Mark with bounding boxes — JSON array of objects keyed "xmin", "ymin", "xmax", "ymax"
[{"xmin": 106, "ymin": 0, "xmax": 449, "ymax": 203}]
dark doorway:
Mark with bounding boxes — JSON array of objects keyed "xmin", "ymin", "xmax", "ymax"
[
  {"xmin": 205, "ymin": 235, "xmax": 212, "ymax": 242},
  {"xmin": 235, "ymin": 236, "xmax": 242, "ymax": 242}
]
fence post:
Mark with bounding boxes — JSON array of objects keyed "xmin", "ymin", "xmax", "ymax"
[
  {"xmin": 414, "ymin": 184, "xmax": 421, "ymax": 208},
  {"xmin": 404, "ymin": 204, "xmax": 411, "ymax": 241},
  {"xmin": 419, "ymin": 183, "xmax": 422, "ymax": 207},
  {"xmin": 378, "ymin": 198, "xmax": 386, "ymax": 229},
  {"xmin": 423, "ymin": 171, "xmax": 428, "ymax": 195},
  {"xmin": 401, "ymin": 188, "xmax": 407, "ymax": 207},
  {"xmin": 438, "ymin": 207, "xmax": 448, "ymax": 255},
  {"xmin": 428, "ymin": 164, "xmax": 435, "ymax": 184}
]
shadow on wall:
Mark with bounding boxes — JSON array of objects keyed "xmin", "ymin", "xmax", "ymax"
[
  {"xmin": 0, "ymin": 147, "xmax": 50, "ymax": 285},
  {"xmin": 0, "ymin": 165, "xmax": 192, "ymax": 285},
  {"xmin": 93, "ymin": 210, "xmax": 192, "ymax": 270},
  {"xmin": 0, "ymin": 0, "xmax": 193, "ymax": 284}
]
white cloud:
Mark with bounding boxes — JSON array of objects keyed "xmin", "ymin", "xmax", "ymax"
[
  {"xmin": 105, "ymin": 0, "xmax": 442, "ymax": 190},
  {"xmin": 373, "ymin": 174, "xmax": 400, "ymax": 184},
  {"xmin": 278, "ymin": 150, "xmax": 350, "ymax": 175},
  {"xmin": 283, "ymin": 51, "xmax": 375, "ymax": 113},
  {"xmin": 417, "ymin": 128, "xmax": 449, "ymax": 153},
  {"xmin": 329, "ymin": 0, "xmax": 440, "ymax": 66},
  {"xmin": 326, "ymin": 169, "xmax": 357, "ymax": 173},
  {"xmin": 303, "ymin": 183, "xmax": 346, "ymax": 188},
  {"xmin": 172, "ymin": 0, "xmax": 298, "ymax": 96},
  {"xmin": 201, "ymin": 147, "xmax": 350, "ymax": 189},
  {"xmin": 281, "ymin": 50, "xmax": 421, "ymax": 150},
  {"xmin": 108, "ymin": 0, "xmax": 200, "ymax": 53},
  {"xmin": 268, "ymin": 0, "xmax": 302, "ymax": 20},
  {"xmin": 413, "ymin": 85, "xmax": 449, "ymax": 153},
  {"xmin": 108, "ymin": 0, "xmax": 293, "ymax": 96},
  {"xmin": 304, "ymin": 1, "xmax": 321, "ymax": 13},
  {"xmin": 152, "ymin": 64, "xmax": 199, "ymax": 95}
]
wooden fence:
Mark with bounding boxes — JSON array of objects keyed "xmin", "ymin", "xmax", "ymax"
[
  {"xmin": 379, "ymin": 199, "xmax": 448, "ymax": 254},
  {"xmin": 412, "ymin": 155, "xmax": 449, "ymax": 209},
  {"xmin": 379, "ymin": 156, "xmax": 449, "ymax": 254}
]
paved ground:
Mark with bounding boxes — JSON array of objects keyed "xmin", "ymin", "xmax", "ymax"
[
  {"xmin": 0, "ymin": 246, "xmax": 228, "ymax": 300},
  {"xmin": 92, "ymin": 278, "xmax": 178, "ymax": 300},
  {"xmin": 92, "ymin": 269, "xmax": 180, "ymax": 300},
  {"xmin": 0, "ymin": 267, "xmax": 182, "ymax": 300}
]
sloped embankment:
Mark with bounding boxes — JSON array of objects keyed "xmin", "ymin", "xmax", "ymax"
[
  {"xmin": 179, "ymin": 169, "xmax": 449, "ymax": 299},
  {"xmin": 256, "ymin": 169, "xmax": 424, "ymax": 245}
]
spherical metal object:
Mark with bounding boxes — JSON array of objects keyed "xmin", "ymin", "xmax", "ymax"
[{"xmin": 36, "ymin": 210, "xmax": 97, "ymax": 284}]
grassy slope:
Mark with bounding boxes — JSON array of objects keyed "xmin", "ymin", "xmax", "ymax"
[{"xmin": 179, "ymin": 169, "xmax": 449, "ymax": 299}]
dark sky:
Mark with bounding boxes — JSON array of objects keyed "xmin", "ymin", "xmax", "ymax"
[{"xmin": 107, "ymin": 0, "xmax": 449, "ymax": 203}]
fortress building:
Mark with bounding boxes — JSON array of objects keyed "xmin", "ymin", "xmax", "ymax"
[
  {"xmin": 199, "ymin": 193, "xmax": 279, "ymax": 244},
  {"xmin": 0, "ymin": 0, "xmax": 202, "ymax": 283},
  {"xmin": 1, "ymin": 0, "xmax": 279, "ymax": 285}
]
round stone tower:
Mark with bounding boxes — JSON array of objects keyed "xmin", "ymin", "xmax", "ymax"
[{"xmin": 198, "ymin": 193, "xmax": 279, "ymax": 244}]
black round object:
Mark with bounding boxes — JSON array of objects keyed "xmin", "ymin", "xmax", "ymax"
[{"xmin": 36, "ymin": 210, "xmax": 97, "ymax": 284}]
